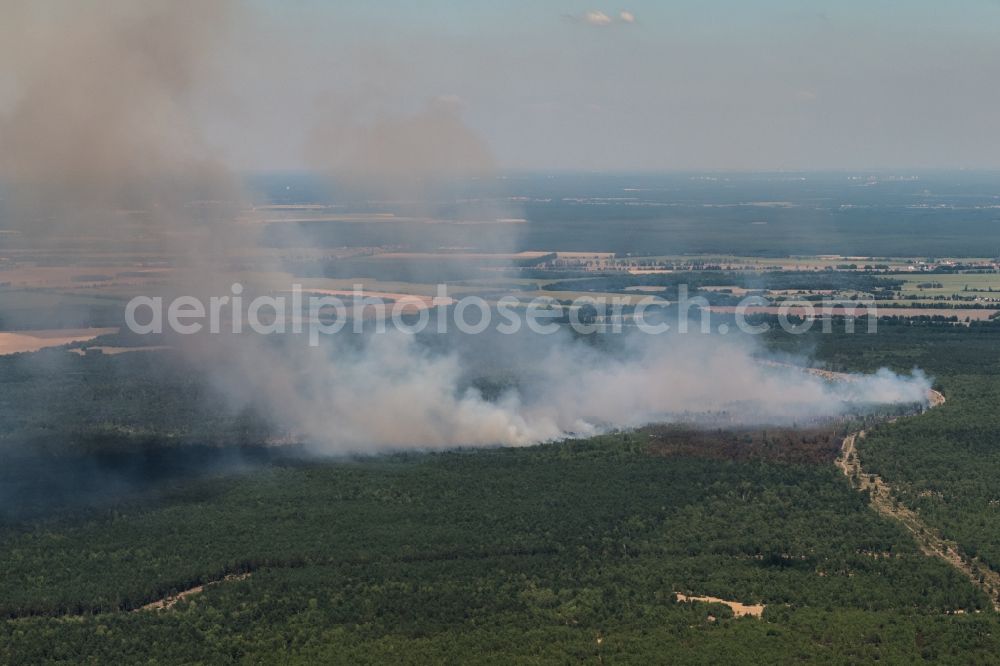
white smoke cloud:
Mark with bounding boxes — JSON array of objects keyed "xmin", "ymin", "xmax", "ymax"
[{"xmin": 192, "ymin": 327, "xmax": 931, "ymax": 454}]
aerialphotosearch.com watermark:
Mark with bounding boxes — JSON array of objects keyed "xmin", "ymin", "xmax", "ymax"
[{"xmin": 124, "ymin": 283, "xmax": 879, "ymax": 345}]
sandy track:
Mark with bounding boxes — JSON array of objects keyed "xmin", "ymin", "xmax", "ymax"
[
  {"xmin": 835, "ymin": 388, "xmax": 1000, "ymax": 611},
  {"xmin": 136, "ymin": 573, "xmax": 250, "ymax": 612}
]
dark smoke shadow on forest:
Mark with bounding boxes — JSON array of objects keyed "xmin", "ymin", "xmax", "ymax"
[{"xmin": 0, "ymin": 444, "xmax": 311, "ymax": 527}]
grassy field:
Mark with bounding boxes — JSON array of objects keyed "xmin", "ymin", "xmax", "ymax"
[{"xmin": 898, "ymin": 273, "xmax": 1000, "ymax": 297}]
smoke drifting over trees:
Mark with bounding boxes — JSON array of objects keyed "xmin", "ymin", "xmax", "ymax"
[
  {"xmin": 197, "ymin": 330, "xmax": 931, "ymax": 453},
  {"xmin": 0, "ymin": 1, "xmax": 932, "ymax": 455}
]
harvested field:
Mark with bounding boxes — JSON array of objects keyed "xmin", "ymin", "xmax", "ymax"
[
  {"xmin": 554, "ymin": 251, "xmax": 615, "ymax": 259},
  {"xmin": 627, "ymin": 268, "xmax": 674, "ymax": 275},
  {"xmin": 532, "ymin": 290, "xmax": 656, "ymax": 305},
  {"xmin": 0, "ymin": 265, "xmax": 169, "ymax": 289},
  {"xmin": 301, "ymin": 289, "xmax": 455, "ymax": 315},
  {"xmin": 372, "ymin": 251, "xmax": 551, "ymax": 260},
  {"xmin": 0, "ymin": 328, "xmax": 118, "ymax": 355}
]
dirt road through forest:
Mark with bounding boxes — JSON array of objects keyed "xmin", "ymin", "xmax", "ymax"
[{"xmin": 835, "ymin": 387, "xmax": 1000, "ymax": 611}]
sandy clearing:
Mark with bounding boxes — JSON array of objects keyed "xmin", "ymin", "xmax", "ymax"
[
  {"xmin": 137, "ymin": 573, "xmax": 251, "ymax": 612},
  {"xmin": 675, "ymin": 593, "xmax": 765, "ymax": 618},
  {"xmin": 0, "ymin": 328, "xmax": 118, "ymax": 355}
]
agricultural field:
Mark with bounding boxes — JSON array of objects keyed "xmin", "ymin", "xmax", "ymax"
[{"xmin": 898, "ymin": 273, "xmax": 1000, "ymax": 298}]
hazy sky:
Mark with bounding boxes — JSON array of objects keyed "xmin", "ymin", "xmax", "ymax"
[{"xmin": 7, "ymin": 0, "xmax": 1000, "ymax": 172}]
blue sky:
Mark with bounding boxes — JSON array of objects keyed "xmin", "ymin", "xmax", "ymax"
[{"xmin": 180, "ymin": 1, "xmax": 1000, "ymax": 170}]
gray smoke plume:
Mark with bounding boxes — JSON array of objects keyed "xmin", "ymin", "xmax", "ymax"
[
  {"xmin": 306, "ymin": 94, "xmax": 494, "ymax": 199},
  {"xmin": 192, "ymin": 327, "xmax": 931, "ymax": 453},
  {"xmin": 0, "ymin": 0, "xmax": 240, "ymax": 246},
  {"xmin": 0, "ymin": 1, "xmax": 934, "ymax": 457}
]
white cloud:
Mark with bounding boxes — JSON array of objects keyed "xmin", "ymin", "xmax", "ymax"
[
  {"xmin": 584, "ymin": 10, "xmax": 613, "ymax": 26},
  {"xmin": 577, "ymin": 10, "xmax": 635, "ymax": 26}
]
